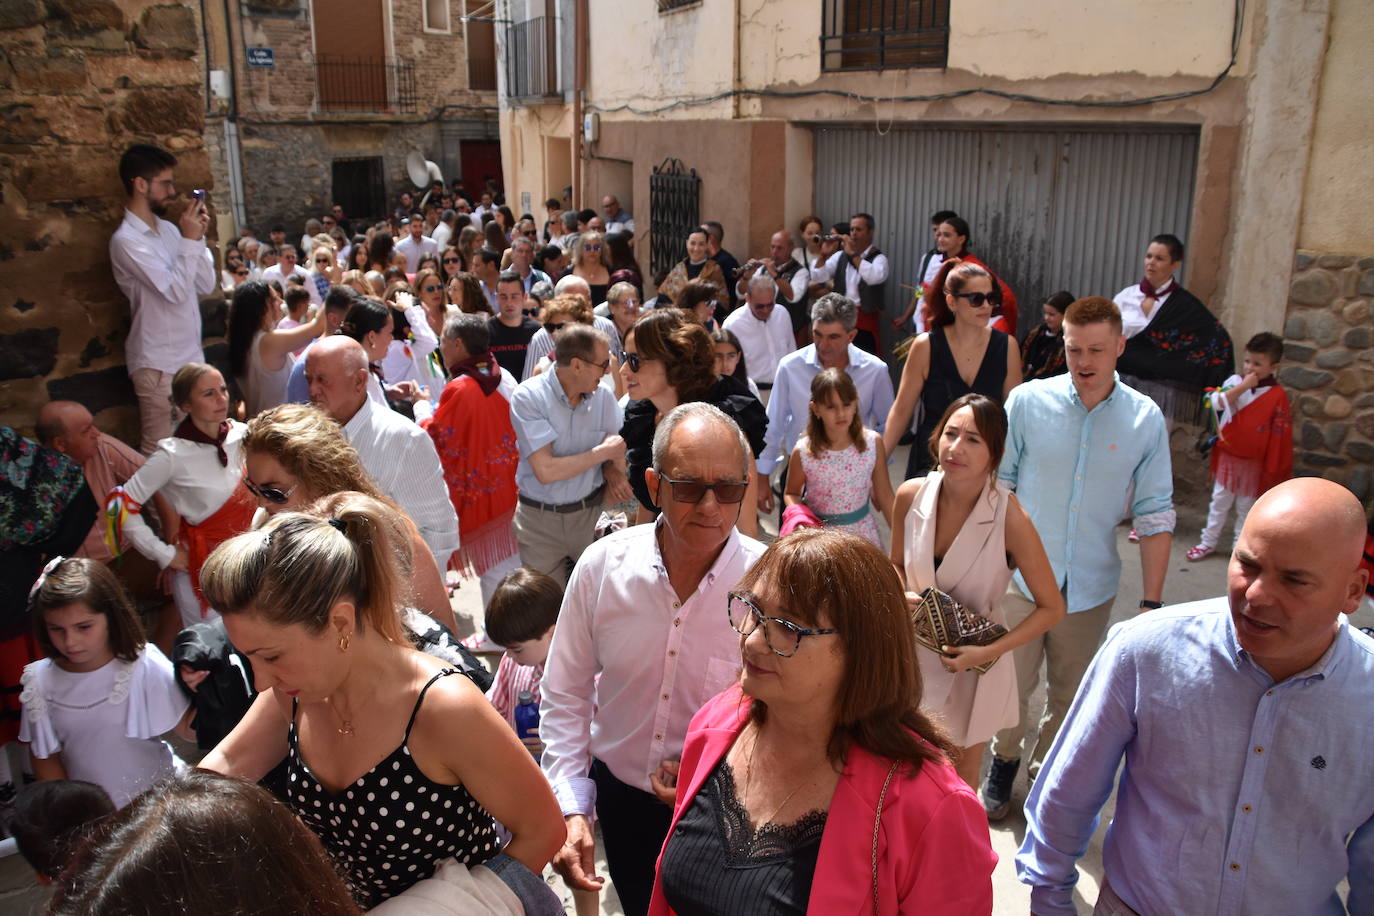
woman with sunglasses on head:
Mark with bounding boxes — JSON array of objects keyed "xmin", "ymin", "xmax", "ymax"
[
  {"xmin": 198, "ymin": 491, "xmax": 565, "ymax": 911},
  {"xmin": 620, "ymin": 309, "xmax": 767, "ymax": 537},
  {"xmin": 883, "ymin": 260, "xmax": 1021, "ymax": 480},
  {"xmin": 648, "ymin": 528, "xmax": 996, "ymax": 916},
  {"xmin": 571, "ymin": 230, "xmax": 612, "ymax": 306}
]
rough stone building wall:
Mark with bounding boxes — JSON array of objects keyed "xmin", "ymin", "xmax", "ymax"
[
  {"xmin": 0, "ymin": 0, "xmax": 224, "ymax": 444},
  {"xmin": 228, "ymin": 0, "xmax": 497, "ymax": 237},
  {"xmin": 1280, "ymin": 252, "xmax": 1374, "ymax": 506}
]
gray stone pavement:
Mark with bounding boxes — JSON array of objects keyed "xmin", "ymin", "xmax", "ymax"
[{"xmin": 2, "ymin": 439, "xmax": 1365, "ymax": 914}]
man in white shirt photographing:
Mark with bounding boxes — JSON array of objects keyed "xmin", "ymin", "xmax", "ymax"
[{"xmin": 109, "ymin": 144, "xmax": 216, "ymax": 454}]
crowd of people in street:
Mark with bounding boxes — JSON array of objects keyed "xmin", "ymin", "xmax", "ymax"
[{"xmin": 1, "ymin": 141, "xmax": 1371, "ymax": 916}]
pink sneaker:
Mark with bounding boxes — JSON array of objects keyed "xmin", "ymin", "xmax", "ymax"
[
  {"xmin": 1128, "ymin": 529, "xmax": 1140, "ymax": 543},
  {"xmin": 1186, "ymin": 544, "xmax": 1215, "ymax": 562}
]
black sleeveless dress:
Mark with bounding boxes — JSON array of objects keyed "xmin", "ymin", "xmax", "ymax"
[
  {"xmin": 907, "ymin": 326, "xmax": 1009, "ymax": 479},
  {"xmin": 286, "ymin": 669, "xmax": 501, "ymax": 907}
]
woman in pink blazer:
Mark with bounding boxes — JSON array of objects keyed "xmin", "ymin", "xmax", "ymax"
[{"xmin": 648, "ymin": 528, "xmax": 995, "ymax": 916}]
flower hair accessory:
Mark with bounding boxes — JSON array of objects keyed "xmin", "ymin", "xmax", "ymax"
[{"xmin": 28, "ymin": 555, "xmax": 66, "ymax": 602}]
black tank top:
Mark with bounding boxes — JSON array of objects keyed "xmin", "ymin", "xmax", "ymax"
[
  {"xmin": 286, "ymin": 669, "xmax": 500, "ymax": 907},
  {"xmin": 908, "ymin": 326, "xmax": 1009, "ymax": 479}
]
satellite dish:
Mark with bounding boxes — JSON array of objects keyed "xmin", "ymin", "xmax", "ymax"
[{"xmin": 405, "ymin": 149, "xmax": 444, "ymax": 190}]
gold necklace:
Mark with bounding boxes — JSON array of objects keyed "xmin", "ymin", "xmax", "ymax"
[
  {"xmin": 327, "ymin": 697, "xmax": 356, "ymax": 737},
  {"xmin": 744, "ymin": 728, "xmax": 811, "ymax": 828}
]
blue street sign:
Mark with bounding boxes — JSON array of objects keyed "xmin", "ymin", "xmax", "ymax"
[{"xmin": 247, "ymin": 47, "xmax": 275, "ymax": 68}]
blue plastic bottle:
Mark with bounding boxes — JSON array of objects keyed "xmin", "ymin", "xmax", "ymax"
[{"xmin": 514, "ymin": 691, "xmax": 541, "ymax": 762}]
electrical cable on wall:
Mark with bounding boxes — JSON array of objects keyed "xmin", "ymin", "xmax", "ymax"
[{"xmin": 585, "ymin": 0, "xmax": 1245, "ymax": 117}]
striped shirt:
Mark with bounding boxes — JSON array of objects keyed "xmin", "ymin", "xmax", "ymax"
[{"xmin": 485, "ymin": 654, "xmax": 543, "ymax": 729}]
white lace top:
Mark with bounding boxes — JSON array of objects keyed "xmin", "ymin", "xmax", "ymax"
[{"xmin": 19, "ymin": 645, "xmax": 189, "ymax": 808}]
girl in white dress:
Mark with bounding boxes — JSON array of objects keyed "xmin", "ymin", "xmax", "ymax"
[
  {"xmin": 889, "ymin": 394, "xmax": 1065, "ymax": 788},
  {"xmin": 20, "ymin": 557, "xmax": 191, "ymax": 808},
  {"xmin": 784, "ymin": 367, "xmax": 895, "ymax": 547}
]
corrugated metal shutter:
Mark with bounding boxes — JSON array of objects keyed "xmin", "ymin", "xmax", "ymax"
[{"xmin": 813, "ymin": 124, "xmax": 1199, "ymax": 336}]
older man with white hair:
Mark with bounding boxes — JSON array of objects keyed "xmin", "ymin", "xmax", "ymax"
[{"xmin": 720, "ymin": 273, "xmax": 796, "ymax": 392}]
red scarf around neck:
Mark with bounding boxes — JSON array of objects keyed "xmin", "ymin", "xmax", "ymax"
[{"xmin": 174, "ymin": 417, "xmax": 231, "ymax": 466}]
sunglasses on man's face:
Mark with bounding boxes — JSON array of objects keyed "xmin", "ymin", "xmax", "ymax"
[
  {"xmin": 658, "ymin": 476, "xmax": 749, "ymax": 505},
  {"xmin": 244, "ymin": 477, "xmax": 299, "ymax": 505}
]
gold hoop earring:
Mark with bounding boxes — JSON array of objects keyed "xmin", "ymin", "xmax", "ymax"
[{"xmin": 338, "ymin": 633, "xmax": 350, "ymax": 653}]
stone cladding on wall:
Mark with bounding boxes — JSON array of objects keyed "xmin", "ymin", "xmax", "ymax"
[
  {"xmin": 0, "ymin": 0, "xmax": 223, "ymax": 443},
  {"xmin": 1280, "ymin": 251, "xmax": 1374, "ymax": 506}
]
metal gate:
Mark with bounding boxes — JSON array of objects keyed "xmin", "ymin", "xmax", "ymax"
[{"xmin": 812, "ymin": 124, "xmax": 1199, "ymax": 336}]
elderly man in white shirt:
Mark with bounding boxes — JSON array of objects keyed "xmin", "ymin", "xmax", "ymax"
[
  {"xmin": 304, "ymin": 336, "xmax": 460, "ymax": 572},
  {"xmin": 720, "ymin": 273, "xmax": 796, "ymax": 392},
  {"xmin": 109, "ymin": 144, "xmax": 217, "ymax": 454},
  {"xmin": 542, "ymin": 402, "xmax": 765, "ymax": 916}
]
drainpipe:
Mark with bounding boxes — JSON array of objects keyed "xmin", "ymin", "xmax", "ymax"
[
  {"xmin": 221, "ymin": 0, "xmax": 247, "ymax": 228},
  {"xmin": 730, "ymin": 0, "xmax": 740, "ymax": 119},
  {"xmin": 572, "ymin": 0, "xmax": 586, "ymax": 206}
]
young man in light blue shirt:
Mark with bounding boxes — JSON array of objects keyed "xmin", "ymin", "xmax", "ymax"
[
  {"xmin": 984, "ymin": 297, "xmax": 1174, "ymax": 819},
  {"xmin": 1018, "ymin": 477, "xmax": 1374, "ymax": 916}
]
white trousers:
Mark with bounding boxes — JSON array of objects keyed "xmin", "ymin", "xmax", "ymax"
[
  {"xmin": 171, "ymin": 568, "xmax": 220, "ymax": 630},
  {"xmin": 1199, "ymin": 479, "xmax": 1255, "ymax": 550}
]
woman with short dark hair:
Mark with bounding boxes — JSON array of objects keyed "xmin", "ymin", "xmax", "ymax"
[{"xmin": 650, "ymin": 529, "xmax": 996, "ymax": 915}]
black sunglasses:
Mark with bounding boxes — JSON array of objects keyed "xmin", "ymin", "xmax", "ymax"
[
  {"xmin": 543, "ymin": 321, "xmax": 569, "ymax": 334},
  {"xmin": 658, "ymin": 475, "xmax": 748, "ymax": 505},
  {"xmin": 623, "ymin": 352, "xmax": 644, "ymax": 372},
  {"xmin": 442, "ymin": 257, "xmax": 461, "ymax": 264},
  {"xmin": 244, "ymin": 477, "xmax": 298, "ymax": 505},
  {"xmin": 949, "ymin": 291, "xmax": 999, "ymax": 307},
  {"xmin": 423, "ymin": 285, "xmax": 443, "ymax": 293},
  {"xmin": 522, "ymin": 307, "xmax": 540, "ymax": 317}
]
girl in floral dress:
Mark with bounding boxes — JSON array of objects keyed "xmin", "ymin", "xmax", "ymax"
[{"xmin": 784, "ymin": 368, "xmax": 896, "ymax": 548}]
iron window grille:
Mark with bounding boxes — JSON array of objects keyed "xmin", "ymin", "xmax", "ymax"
[
  {"xmin": 820, "ymin": 0, "xmax": 949, "ymax": 72},
  {"xmin": 315, "ymin": 57, "xmax": 418, "ymax": 113},
  {"xmin": 657, "ymin": 0, "xmax": 700, "ymax": 12},
  {"xmin": 649, "ymin": 158, "xmax": 701, "ymax": 279}
]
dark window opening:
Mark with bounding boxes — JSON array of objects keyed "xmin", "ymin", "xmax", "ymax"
[
  {"xmin": 821, "ymin": 0, "xmax": 949, "ymax": 72},
  {"xmin": 332, "ymin": 157, "xmax": 385, "ymax": 226}
]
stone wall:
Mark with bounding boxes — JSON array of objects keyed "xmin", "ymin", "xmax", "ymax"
[
  {"xmin": 1280, "ymin": 251, "xmax": 1374, "ymax": 505},
  {"xmin": 0, "ymin": 0, "xmax": 224, "ymax": 444}
]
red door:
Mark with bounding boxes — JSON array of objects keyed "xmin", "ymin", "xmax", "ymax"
[{"xmin": 461, "ymin": 140, "xmax": 505, "ymax": 201}]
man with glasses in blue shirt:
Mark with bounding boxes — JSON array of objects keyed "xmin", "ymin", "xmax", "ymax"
[
  {"xmin": 1018, "ymin": 477, "xmax": 1374, "ymax": 916},
  {"xmin": 541, "ymin": 403, "xmax": 765, "ymax": 916},
  {"xmin": 509, "ymin": 324, "xmax": 627, "ymax": 585},
  {"xmin": 982, "ymin": 296, "xmax": 1175, "ymax": 820}
]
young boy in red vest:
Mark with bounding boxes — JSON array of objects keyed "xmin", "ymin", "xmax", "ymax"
[{"xmin": 1187, "ymin": 332, "xmax": 1292, "ymax": 560}]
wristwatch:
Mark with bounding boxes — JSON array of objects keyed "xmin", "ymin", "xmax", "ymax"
[{"xmin": 1139, "ymin": 599, "xmax": 1163, "ymax": 610}]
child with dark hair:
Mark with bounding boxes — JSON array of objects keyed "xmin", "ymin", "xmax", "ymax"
[
  {"xmin": 7, "ymin": 779, "xmax": 114, "ymax": 885},
  {"xmin": 1020, "ymin": 290, "xmax": 1074, "ymax": 381},
  {"xmin": 1188, "ymin": 331, "xmax": 1292, "ymax": 561},
  {"xmin": 20, "ymin": 557, "xmax": 192, "ymax": 807},
  {"xmin": 483, "ymin": 567, "xmax": 563, "ymax": 749}
]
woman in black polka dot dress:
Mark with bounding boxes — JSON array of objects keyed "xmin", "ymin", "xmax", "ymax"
[{"xmin": 199, "ymin": 491, "xmax": 565, "ymax": 907}]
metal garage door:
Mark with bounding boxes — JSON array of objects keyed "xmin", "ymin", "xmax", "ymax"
[{"xmin": 812, "ymin": 124, "xmax": 1199, "ymax": 336}]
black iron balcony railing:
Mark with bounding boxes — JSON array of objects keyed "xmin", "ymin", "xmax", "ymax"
[
  {"xmin": 820, "ymin": 0, "xmax": 949, "ymax": 72},
  {"xmin": 503, "ymin": 16, "xmax": 561, "ymax": 99},
  {"xmin": 315, "ymin": 56, "xmax": 418, "ymax": 113}
]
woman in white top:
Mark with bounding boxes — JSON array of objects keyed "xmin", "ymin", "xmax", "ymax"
[
  {"xmin": 113, "ymin": 364, "xmax": 258, "ymax": 628},
  {"xmin": 228, "ymin": 280, "xmax": 324, "ymax": 418},
  {"xmin": 21, "ymin": 557, "xmax": 192, "ymax": 807},
  {"xmin": 889, "ymin": 393, "xmax": 1064, "ymax": 789},
  {"xmin": 380, "ymin": 276, "xmax": 445, "ymax": 406}
]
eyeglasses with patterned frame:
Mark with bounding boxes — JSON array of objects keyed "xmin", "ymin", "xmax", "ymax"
[{"xmin": 727, "ymin": 592, "xmax": 838, "ymax": 658}]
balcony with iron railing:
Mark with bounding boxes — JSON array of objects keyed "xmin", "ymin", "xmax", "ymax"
[
  {"xmin": 315, "ymin": 56, "xmax": 419, "ymax": 114},
  {"xmin": 503, "ymin": 16, "xmax": 563, "ymax": 101},
  {"xmin": 820, "ymin": 0, "xmax": 949, "ymax": 72}
]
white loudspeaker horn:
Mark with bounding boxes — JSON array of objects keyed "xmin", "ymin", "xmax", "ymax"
[{"xmin": 405, "ymin": 149, "xmax": 444, "ymax": 190}]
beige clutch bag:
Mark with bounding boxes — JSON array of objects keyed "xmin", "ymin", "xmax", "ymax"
[{"xmin": 911, "ymin": 587, "xmax": 1007, "ymax": 674}]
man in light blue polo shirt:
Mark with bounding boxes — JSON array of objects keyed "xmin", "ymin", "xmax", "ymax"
[
  {"xmin": 983, "ymin": 296, "xmax": 1175, "ymax": 819},
  {"xmin": 510, "ymin": 324, "xmax": 628, "ymax": 584},
  {"xmin": 758, "ymin": 293, "xmax": 894, "ymax": 514}
]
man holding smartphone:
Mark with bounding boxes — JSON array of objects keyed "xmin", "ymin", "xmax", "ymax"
[{"xmin": 109, "ymin": 144, "xmax": 216, "ymax": 454}]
